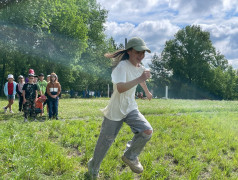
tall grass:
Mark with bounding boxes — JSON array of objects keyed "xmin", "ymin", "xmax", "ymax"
[{"xmin": 0, "ymin": 98, "xmax": 238, "ymax": 179}]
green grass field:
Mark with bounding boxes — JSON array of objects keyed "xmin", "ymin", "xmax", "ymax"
[{"xmin": 1, "ymin": 98, "xmax": 238, "ymax": 179}]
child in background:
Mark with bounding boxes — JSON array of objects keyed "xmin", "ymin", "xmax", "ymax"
[
  {"xmin": 46, "ymin": 75, "xmax": 50, "ymax": 83},
  {"xmin": 38, "ymin": 73, "xmax": 48, "ymax": 114},
  {"xmin": 35, "ymin": 95, "xmax": 46, "ymax": 117},
  {"xmin": 46, "ymin": 73, "xmax": 61, "ymax": 120},
  {"xmin": 16, "ymin": 75, "xmax": 25, "ymax": 112},
  {"xmin": 22, "ymin": 74, "xmax": 38, "ymax": 122},
  {"xmin": 37, "ymin": 73, "xmax": 48, "ymax": 97},
  {"xmin": 3, "ymin": 74, "xmax": 17, "ymax": 113},
  {"xmin": 44, "ymin": 74, "xmax": 51, "ymax": 113},
  {"xmin": 25, "ymin": 69, "xmax": 35, "ymax": 83}
]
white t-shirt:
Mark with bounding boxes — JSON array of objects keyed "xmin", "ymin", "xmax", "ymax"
[{"xmin": 102, "ymin": 60, "xmax": 145, "ymax": 121}]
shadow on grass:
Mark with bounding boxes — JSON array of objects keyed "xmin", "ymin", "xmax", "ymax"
[
  {"xmin": 0, "ymin": 112, "xmax": 50, "ymax": 123},
  {"xmin": 0, "ymin": 111, "xmax": 22, "ymax": 121}
]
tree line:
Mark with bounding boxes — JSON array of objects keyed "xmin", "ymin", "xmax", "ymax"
[
  {"xmin": 149, "ymin": 25, "xmax": 238, "ymax": 100},
  {"xmin": 0, "ymin": 1, "xmax": 237, "ymax": 100}
]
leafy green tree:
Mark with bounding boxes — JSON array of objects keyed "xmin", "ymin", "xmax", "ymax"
[
  {"xmin": 222, "ymin": 66, "xmax": 237, "ymax": 99},
  {"xmin": 0, "ymin": 0, "xmax": 115, "ymax": 95},
  {"xmin": 149, "ymin": 53, "xmax": 170, "ymax": 97},
  {"xmin": 150, "ymin": 25, "xmax": 232, "ymax": 99},
  {"xmin": 0, "ymin": 0, "xmax": 89, "ymax": 65}
]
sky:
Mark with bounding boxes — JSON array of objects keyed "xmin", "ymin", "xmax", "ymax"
[{"xmin": 96, "ymin": 0, "xmax": 238, "ymax": 69}]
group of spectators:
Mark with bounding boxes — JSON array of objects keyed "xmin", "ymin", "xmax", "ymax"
[{"xmin": 3, "ymin": 69, "xmax": 61, "ymax": 122}]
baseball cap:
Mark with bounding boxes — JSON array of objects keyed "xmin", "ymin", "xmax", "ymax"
[
  {"xmin": 125, "ymin": 37, "xmax": 151, "ymax": 53},
  {"xmin": 29, "ymin": 69, "xmax": 35, "ymax": 74},
  {"xmin": 39, "ymin": 73, "xmax": 44, "ymax": 76},
  {"xmin": 18, "ymin": 75, "xmax": 24, "ymax": 79}
]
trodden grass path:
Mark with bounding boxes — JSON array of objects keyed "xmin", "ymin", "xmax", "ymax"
[{"xmin": 0, "ymin": 98, "xmax": 238, "ymax": 179}]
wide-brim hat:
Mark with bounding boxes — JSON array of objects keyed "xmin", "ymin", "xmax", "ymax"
[
  {"xmin": 7, "ymin": 74, "xmax": 14, "ymax": 79},
  {"xmin": 125, "ymin": 37, "xmax": 151, "ymax": 53}
]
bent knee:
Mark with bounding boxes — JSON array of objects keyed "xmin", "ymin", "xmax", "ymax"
[{"xmin": 143, "ymin": 129, "xmax": 153, "ymax": 135}]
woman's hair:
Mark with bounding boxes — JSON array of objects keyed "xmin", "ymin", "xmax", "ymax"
[
  {"xmin": 105, "ymin": 48, "xmax": 132, "ymax": 68},
  {"xmin": 50, "ymin": 73, "xmax": 58, "ymax": 83}
]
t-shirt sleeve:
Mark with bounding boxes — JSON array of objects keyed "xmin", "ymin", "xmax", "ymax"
[
  {"xmin": 111, "ymin": 62, "xmax": 126, "ymax": 84},
  {"xmin": 44, "ymin": 81, "xmax": 48, "ymax": 87},
  {"xmin": 22, "ymin": 84, "xmax": 26, "ymax": 91}
]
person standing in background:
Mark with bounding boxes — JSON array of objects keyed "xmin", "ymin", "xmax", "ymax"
[
  {"xmin": 16, "ymin": 75, "xmax": 25, "ymax": 112},
  {"xmin": 46, "ymin": 73, "xmax": 61, "ymax": 120},
  {"xmin": 3, "ymin": 74, "xmax": 17, "ymax": 113},
  {"xmin": 46, "ymin": 75, "xmax": 50, "ymax": 83},
  {"xmin": 37, "ymin": 73, "xmax": 48, "ymax": 97},
  {"xmin": 22, "ymin": 74, "xmax": 38, "ymax": 122}
]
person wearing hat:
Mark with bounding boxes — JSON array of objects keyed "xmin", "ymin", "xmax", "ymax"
[
  {"xmin": 88, "ymin": 37, "xmax": 153, "ymax": 178},
  {"xmin": 16, "ymin": 75, "xmax": 25, "ymax": 112},
  {"xmin": 25, "ymin": 69, "xmax": 35, "ymax": 84},
  {"xmin": 3, "ymin": 74, "xmax": 17, "ymax": 113},
  {"xmin": 46, "ymin": 74, "xmax": 51, "ymax": 83},
  {"xmin": 22, "ymin": 74, "xmax": 38, "ymax": 122}
]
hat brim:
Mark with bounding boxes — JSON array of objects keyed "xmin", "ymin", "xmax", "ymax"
[{"xmin": 133, "ymin": 46, "xmax": 151, "ymax": 53}]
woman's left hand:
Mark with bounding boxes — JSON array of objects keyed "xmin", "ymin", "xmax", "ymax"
[{"xmin": 51, "ymin": 95, "xmax": 57, "ymax": 99}]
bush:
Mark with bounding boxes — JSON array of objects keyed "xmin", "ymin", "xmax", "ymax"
[{"xmin": 60, "ymin": 94, "xmax": 71, "ymax": 99}]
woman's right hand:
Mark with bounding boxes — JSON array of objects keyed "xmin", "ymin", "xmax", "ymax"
[
  {"xmin": 140, "ymin": 70, "xmax": 151, "ymax": 82},
  {"xmin": 51, "ymin": 95, "xmax": 57, "ymax": 99},
  {"xmin": 117, "ymin": 70, "xmax": 151, "ymax": 93}
]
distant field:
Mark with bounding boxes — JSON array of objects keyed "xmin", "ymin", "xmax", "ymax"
[{"xmin": 0, "ymin": 98, "xmax": 238, "ymax": 179}]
